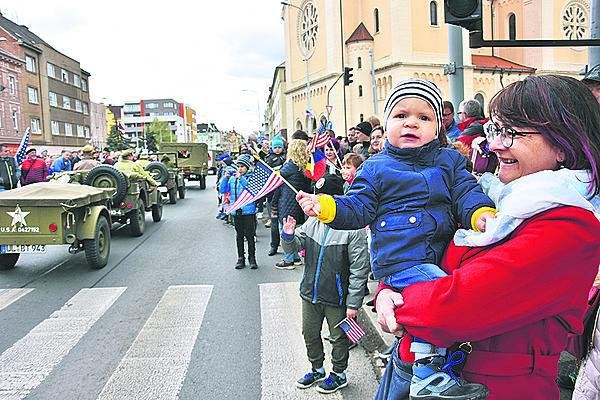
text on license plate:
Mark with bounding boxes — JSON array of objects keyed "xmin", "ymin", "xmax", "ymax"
[{"xmin": 0, "ymin": 244, "xmax": 47, "ymax": 254}]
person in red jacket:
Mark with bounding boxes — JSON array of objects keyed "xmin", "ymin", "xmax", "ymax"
[
  {"xmin": 19, "ymin": 148, "xmax": 49, "ymax": 186},
  {"xmin": 374, "ymin": 75, "xmax": 600, "ymax": 400}
]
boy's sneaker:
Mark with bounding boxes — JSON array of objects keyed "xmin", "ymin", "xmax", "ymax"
[
  {"xmin": 295, "ymin": 369, "xmax": 326, "ymax": 389},
  {"xmin": 410, "ymin": 356, "xmax": 489, "ymax": 400},
  {"xmin": 316, "ymin": 372, "xmax": 348, "ymax": 394},
  {"xmin": 275, "ymin": 260, "xmax": 296, "ymax": 270},
  {"xmin": 293, "ymin": 258, "xmax": 303, "ymax": 266}
]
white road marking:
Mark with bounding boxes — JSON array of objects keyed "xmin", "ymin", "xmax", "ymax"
[
  {"xmin": 0, "ymin": 289, "xmax": 34, "ymax": 312},
  {"xmin": 97, "ymin": 285, "xmax": 213, "ymax": 400},
  {"xmin": 0, "ymin": 287, "xmax": 126, "ymax": 400},
  {"xmin": 260, "ymin": 282, "xmax": 380, "ymax": 400}
]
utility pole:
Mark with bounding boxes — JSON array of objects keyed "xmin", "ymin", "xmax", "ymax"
[
  {"xmin": 446, "ymin": 25, "xmax": 465, "ymax": 112},
  {"xmin": 339, "ymin": 0, "xmax": 348, "ymax": 134},
  {"xmin": 370, "ymin": 48, "xmax": 378, "ymax": 115},
  {"xmin": 590, "ymin": 0, "xmax": 600, "ymax": 67}
]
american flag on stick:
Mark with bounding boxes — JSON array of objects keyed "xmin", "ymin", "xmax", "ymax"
[
  {"xmin": 226, "ymin": 161, "xmax": 285, "ymax": 214},
  {"xmin": 14, "ymin": 128, "xmax": 30, "ymax": 165},
  {"xmin": 307, "ymin": 123, "xmax": 331, "ymax": 153},
  {"xmin": 335, "ymin": 317, "xmax": 366, "ymax": 344}
]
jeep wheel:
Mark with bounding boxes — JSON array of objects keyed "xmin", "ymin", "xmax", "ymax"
[
  {"xmin": 0, "ymin": 253, "xmax": 19, "ymax": 270},
  {"xmin": 84, "ymin": 216, "xmax": 110, "ymax": 269},
  {"xmin": 83, "ymin": 165, "xmax": 128, "ymax": 204},
  {"xmin": 178, "ymin": 181, "xmax": 186, "ymax": 199},
  {"xmin": 145, "ymin": 162, "xmax": 169, "ymax": 186},
  {"xmin": 200, "ymin": 175, "xmax": 206, "ymax": 190},
  {"xmin": 151, "ymin": 200, "xmax": 163, "ymax": 222},
  {"xmin": 128, "ymin": 202, "xmax": 146, "ymax": 237},
  {"xmin": 168, "ymin": 187, "xmax": 177, "ymax": 204}
]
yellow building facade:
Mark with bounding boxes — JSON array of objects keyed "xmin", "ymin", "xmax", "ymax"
[{"xmin": 279, "ymin": 0, "xmax": 590, "ymax": 135}]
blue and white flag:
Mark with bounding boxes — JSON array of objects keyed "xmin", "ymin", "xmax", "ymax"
[{"xmin": 15, "ymin": 128, "xmax": 30, "ymax": 165}]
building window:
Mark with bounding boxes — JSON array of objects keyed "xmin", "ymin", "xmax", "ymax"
[
  {"xmin": 27, "ymin": 87, "xmax": 38, "ymax": 104},
  {"xmin": 61, "ymin": 69, "xmax": 69, "ymax": 83},
  {"xmin": 76, "ymin": 125, "xmax": 84, "ymax": 137},
  {"xmin": 65, "ymin": 123, "xmax": 73, "ymax": 136},
  {"xmin": 73, "ymin": 74, "xmax": 81, "ymax": 88},
  {"xmin": 146, "ymin": 103, "xmax": 158, "ymax": 109},
  {"xmin": 12, "ymin": 110, "xmax": 18, "ymax": 129},
  {"xmin": 359, "ymin": 85, "xmax": 363, "ymax": 97},
  {"xmin": 508, "ymin": 13, "xmax": 516, "ymax": 40},
  {"xmin": 164, "ymin": 102, "xmax": 174, "ymax": 108},
  {"xmin": 51, "ymin": 120, "xmax": 60, "ymax": 135},
  {"xmin": 47, "ymin": 63, "xmax": 56, "ymax": 78},
  {"xmin": 25, "ymin": 56, "xmax": 36, "ymax": 73},
  {"xmin": 81, "ymin": 79, "xmax": 87, "ymax": 91},
  {"xmin": 374, "ymin": 8, "xmax": 380, "ymax": 33},
  {"xmin": 63, "ymin": 96, "xmax": 71, "ymax": 110},
  {"xmin": 430, "ymin": 1, "xmax": 438, "ymax": 26},
  {"xmin": 83, "ymin": 103, "xmax": 89, "ymax": 115},
  {"xmin": 8, "ymin": 76, "xmax": 15, "ymax": 95},
  {"xmin": 49, "ymin": 92, "xmax": 58, "ymax": 107},
  {"xmin": 30, "ymin": 118, "xmax": 41, "ymax": 134},
  {"xmin": 358, "ymin": 57, "xmax": 362, "ymax": 69},
  {"xmin": 75, "ymin": 99, "xmax": 82, "ymax": 112},
  {"xmin": 84, "ymin": 126, "xmax": 90, "ymax": 138},
  {"xmin": 360, "ymin": 113, "xmax": 364, "ymax": 122}
]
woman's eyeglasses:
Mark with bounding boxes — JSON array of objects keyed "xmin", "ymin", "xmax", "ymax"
[{"xmin": 485, "ymin": 122, "xmax": 540, "ymax": 148}]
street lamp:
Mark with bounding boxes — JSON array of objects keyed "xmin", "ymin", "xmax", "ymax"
[
  {"xmin": 240, "ymin": 89, "xmax": 262, "ymax": 132},
  {"xmin": 281, "ymin": 1, "xmax": 313, "ymax": 134}
]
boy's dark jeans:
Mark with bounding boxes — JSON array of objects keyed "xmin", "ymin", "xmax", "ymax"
[
  {"xmin": 234, "ymin": 214, "xmax": 256, "ymax": 259},
  {"xmin": 301, "ymin": 299, "xmax": 350, "ymax": 373}
]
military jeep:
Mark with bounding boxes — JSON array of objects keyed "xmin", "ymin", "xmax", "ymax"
[
  {"xmin": 81, "ymin": 165, "xmax": 163, "ymax": 237},
  {"xmin": 0, "ymin": 182, "xmax": 113, "ymax": 270},
  {"xmin": 144, "ymin": 155, "xmax": 186, "ymax": 204}
]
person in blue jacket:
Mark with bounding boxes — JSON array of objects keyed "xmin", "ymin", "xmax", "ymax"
[
  {"xmin": 219, "ymin": 154, "xmax": 257, "ymax": 269},
  {"xmin": 49, "ymin": 149, "xmax": 72, "ymax": 174},
  {"xmin": 296, "ymin": 79, "xmax": 496, "ymax": 400}
]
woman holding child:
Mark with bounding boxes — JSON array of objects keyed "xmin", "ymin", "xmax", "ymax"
[{"xmin": 374, "ymin": 75, "xmax": 600, "ymax": 399}]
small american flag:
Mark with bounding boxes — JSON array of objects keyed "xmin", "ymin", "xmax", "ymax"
[
  {"xmin": 227, "ymin": 162, "xmax": 285, "ymax": 214},
  {"xmin": 15, "ymin": 128, "xmax": 30, "ymax": 165},
  {"xmin": 307, "ymin": 129, "xmax": 331, "ymax": 153},
  {"xmin": 336, "ymin": 317, "xmax": 366, "ymax": 344}
]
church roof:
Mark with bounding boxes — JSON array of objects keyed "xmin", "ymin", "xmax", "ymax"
[
  {"xmin": 472, "ymin": 55, "xmax": 536, "ymax": 73},
  {"xmin": 345, "ymin": 22, "xmax": 374, "ymax": 44}
]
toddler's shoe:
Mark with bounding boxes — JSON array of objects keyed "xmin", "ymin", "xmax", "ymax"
[
  {"xmin": 295, "ymin": 369, "xmax": 326, "ymax": 389},
  {"xmin": 275, "ymin": 260, "xmax": 296, "ymax": 270},
  {"xmin": 316, "ymin": 372, "xmax": 348, "ymax": 394}
]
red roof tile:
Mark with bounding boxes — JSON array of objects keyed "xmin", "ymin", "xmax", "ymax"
[
  {"xmin": 472, "ymin": 55, "xmax": 536, "ymax": 72},
  {"xmin": 346, "ymin": 22, "xmax": 374, "ymax": 44}
]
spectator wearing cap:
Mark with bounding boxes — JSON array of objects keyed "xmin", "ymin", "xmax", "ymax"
[
  {"xmin": 20, "ymin": 148, "xmax": 49, "ymax": 186},
  {"xmin": 583, "ymin": 64, "xmax": 600, "ymax": 103},
  {"xmin": 281, "ymin": 173, "xmax": 369, "ymax": 393},
  {"xmin": 354, "ymin": 121, "xmax": 372, "ymax": 159},
  {"xmin": 215, "ymin": 153, "xmax": 234, "ymax": 220},
  {"xmin": 74, "ymin": 145, "xmax": 101, "ymax": 171},
  {"xmin": 49, "ymin": 149, "xmax": 72, "ymax": 174},
  {"xmin": 264, "ymin": 135, "xmax": 287, "ymax": 255},
  {"xmin": 219, "ymin": 154, "xmax": 258, "ymax": 270},
  {"xmin": 114, "ymin": 148, "xmax": 157, "ymax": 187},
  {"xmin": 292, "ymin": 130, "xmax": 310, "ymax": 142}
]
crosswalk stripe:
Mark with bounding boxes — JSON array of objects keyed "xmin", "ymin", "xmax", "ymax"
[
  {"xmin": 97, "ymin": 285, "xmax": 213, "ymax": 400},
  {"xmin": 260, "ymin": 282, "xmax": 380, "ymax": 399},
  {"xmin": 0, "ymin": 289, "xmax": 34, "ymax": 312},
  {"xmin": 0, "ymin": 287, "xmax": 126, "ymax": 400}
]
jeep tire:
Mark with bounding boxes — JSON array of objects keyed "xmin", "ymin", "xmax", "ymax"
[
  {"xmin": 145, "ymin": 162, "xmax": 169, "ymax": 186},
  {"xmin": 0, "ymin": 253, "xmax": 19, "ymax": 270},
  {"xmin": 84, "ymin": 215, "xmax": 110, "ymax": 269},
  {"xmin": 151, "ymin": 199, "xmax": 163, "ymax": 222},
  {"xmin": 83, "ymin": 165, "xmax": 128, "ymax": 204},
  {"xmin": 168, "ymin": 187, "xmax": 177, "ymax": 204},
  {"xmin": 128, "ymin": 202, "xmax": 146, "ymax": 237}
]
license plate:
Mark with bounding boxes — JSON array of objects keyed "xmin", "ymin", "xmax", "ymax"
[{"xmin": 1, "ymin": 244, "xmax": 47, "ymax": 254}]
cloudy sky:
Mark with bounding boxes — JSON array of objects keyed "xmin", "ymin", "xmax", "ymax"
[{"xmin": 0, "ymin": 0, "xmax": 285, "ymax": 136}]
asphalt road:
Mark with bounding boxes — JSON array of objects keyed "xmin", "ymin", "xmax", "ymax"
[{"xmin": 0, "ymin": 176, "xmax": 380, "ymax": 400}]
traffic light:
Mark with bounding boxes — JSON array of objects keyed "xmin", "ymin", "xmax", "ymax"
[
  {"xmin": 343, "ymin": 67, "xmax": 354, "ymax": 86},
  {"xmin": 444, "ymin": 0, "xmax": 482, "ymax": 32}
]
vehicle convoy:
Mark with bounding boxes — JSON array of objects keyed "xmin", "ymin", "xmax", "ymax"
[
  {"xmin": 144, "ymin": 154, "xmax": 186, "ymax": 204},
  {"xmin": 0, "ymin": 182, "xmax": 114, "ymax": 270},
  {"xmin": 53, "ymin": 165, "xmax": 163, "ymax": 237},
  {"xmin": 159, "ymin": 142, "xmax": 208, "ymax": 189}
]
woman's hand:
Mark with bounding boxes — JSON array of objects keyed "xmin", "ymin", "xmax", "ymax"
[
  {"xmin": 296, "ymin": 191, "xmax": 321, "ymax": 216},
  {"xmin": 376, "ymin": 289, "xmax": 406, "ymax": 336},
  {"xmin": 282, "ymin": 216, "xmax": 296, "ymax": 235}
]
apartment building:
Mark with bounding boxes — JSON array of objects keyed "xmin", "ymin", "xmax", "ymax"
[
  {"xmin": 0, "ymin": 46, "xmax": 26, "ymax": 149},
  {"xmin": 122, "ymin": 98, "xmax": 187, "ymax": 147},
  {"xmin": 0, "ymin": 12, "xmax": 91, "ymax": 152}
]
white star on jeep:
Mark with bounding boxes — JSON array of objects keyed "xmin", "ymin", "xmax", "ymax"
[{"xmin": 7, "ymin": 205, "xmax": 29, "ymax": 227}]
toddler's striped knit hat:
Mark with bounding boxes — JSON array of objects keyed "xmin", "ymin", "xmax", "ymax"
[{"xmin": 383, "ymin": 78, "xmax": 443, "ymax": 135}]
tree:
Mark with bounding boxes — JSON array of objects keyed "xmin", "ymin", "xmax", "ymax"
[
  {"xmin": 147, "ymin": 118, "xmax": 177, "ymax": 147},
  {"xmin": 145, "ymin": 130, "xmax": 159, "ymax": 153},
  {"xmin": 106, "ymin": 125, "xmax": 131, "ymax": 151}
]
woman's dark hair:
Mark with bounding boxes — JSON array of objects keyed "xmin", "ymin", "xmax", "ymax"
[{"xmin": 488, "ymin": 75, "xmax": 600, "ymax": 195}]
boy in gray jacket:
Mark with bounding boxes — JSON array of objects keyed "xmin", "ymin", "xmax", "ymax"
[{"xmin": 281, "ymin": 173, "xmax": 370, "ymax": 394}]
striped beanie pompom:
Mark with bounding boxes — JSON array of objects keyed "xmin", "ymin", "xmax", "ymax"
[{"xmin": 383, "ymin": 78, "xmax": 444, "ymax": 135}]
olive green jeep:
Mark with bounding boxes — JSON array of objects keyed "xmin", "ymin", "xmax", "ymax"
[
  {"xmin": 144, "ymin": 155, "xmax": 186, "ymax": 204},
  {"xmin": 0, "ymin": 182, "xmax": 113, "ymax": 270}
]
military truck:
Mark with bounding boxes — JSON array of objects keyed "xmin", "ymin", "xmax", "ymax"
[
  {"xmin": 82, "ymin": 165, "xmax": 163, "ymax": 236},
  {"xmin": 160, "ymin": 142, "xmax": 209, "ymax": 189},
  {"xmin": 0, "ymin": 182, "xmax": 113, "ymax": 270},
  {"xmin": 144, "ymin": 153, "xmax": 186, "ymax": 204}
]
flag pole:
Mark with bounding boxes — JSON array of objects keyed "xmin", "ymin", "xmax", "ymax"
[{"xmin": 248, "ymin": 146, "xmax": 299, "ymax": 195}]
